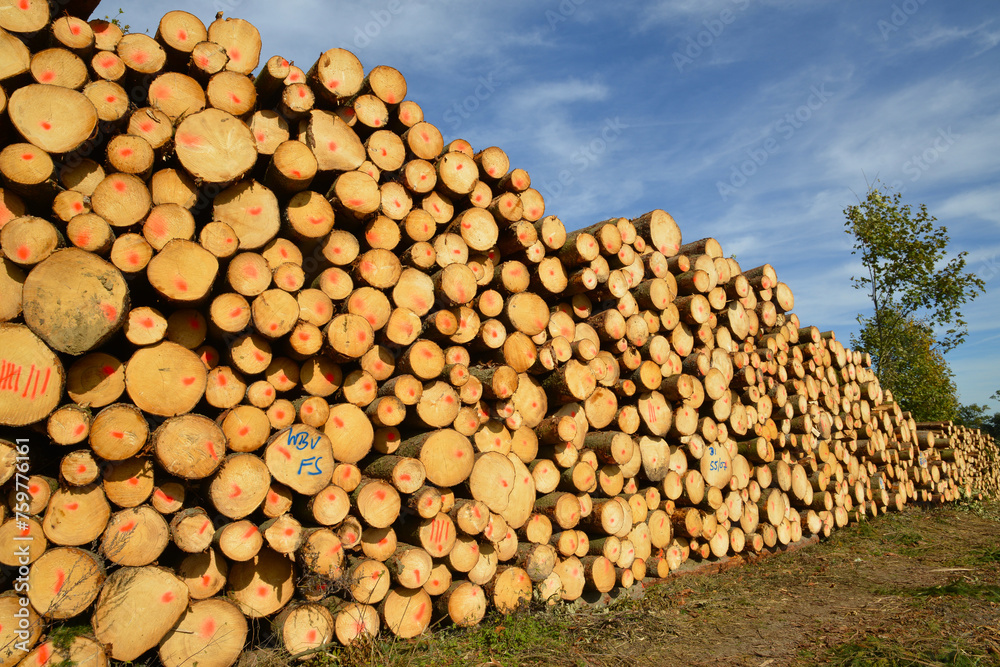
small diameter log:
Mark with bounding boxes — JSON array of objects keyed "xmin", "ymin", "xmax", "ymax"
[
  {"xmin": 552, "ymin": 556, "xmax": 585, "ymax": 601},
  {"xmin": 300, "ymin": 528, "xmax": 346, "ymax": 580},
  {"xmin": 178, "ymin": 547, "xmax": 229, "ymax": 601},
  {"xmin": 215, "ymin": 520, "xmax": 264, "ymax": 562},
  {"xmin": 2, "ymin": 216, "xmax": 62, "ymax": 267},
  {"xmin": 533, "ymin": 491, "xmax": 581, "ymax": 530},
  {"xmin": 152, "ymin": 414, "xmax": 225, "ymax": 480},
  {"xmin": 584, "ymin": 431, "xmax": 635, "ymax": 466},
  {"xmin": 346, "ymin": 558, "xmax": 391, "ymax": 605},
  {"xmin": 20, "ymin": 636, "xmax": 107, "ymax": 667},
  {"xmin": 541, "ymin": 360, "xmax": 596, "ymax": 404},
  {"xmin": 333, "ymin": 602, "xmax": 380, "ymax": 647},
  {"xmin": 515, "ymin": 542, "xmax": 558, "ymax": 582},
  {"xmin": 169, "ymin": 508, "xmax": 215, "ymax": 553},
  {"xmin": 449, "ymin": 498, "xmax": 490, "ymax": 536},
  {"xmin": 401, "ymin": 513, "xmax": 457, "ymax": 560},
  {"xmin": 385, "ymin": 545, "xmax": 433, "ymax": 589},
  {"xmin": 363, "ymin": 455, "xmax": 425, "ymax": 494}
]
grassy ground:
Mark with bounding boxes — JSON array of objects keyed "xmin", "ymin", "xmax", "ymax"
[{"xmin": 232, "ymin": 500, "xmax": 1000, "ymax": 667}]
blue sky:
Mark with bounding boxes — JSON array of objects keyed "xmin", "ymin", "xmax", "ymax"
[{"xmin": 100, "ymin": 0, "xmax": 1000, "ymax": 407}]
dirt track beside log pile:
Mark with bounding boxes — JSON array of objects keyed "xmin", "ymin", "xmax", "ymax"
[{"xmin": 285, "ymin": 500, "xmax": 1000, "ymax": 667}]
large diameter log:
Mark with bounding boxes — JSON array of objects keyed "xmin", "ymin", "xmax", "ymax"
[
  {"xmin": 468, "ymin": 451, "xmax": 516, "ymax": 513},
  {"xmin": 18, "ymin": 636, "xmax": 107, "ymax": 667},
  {"xmin": 125, "ymin": 341, "xmax": 206, "ymax": 417},
  {"xmin": 27, "ymin": 547, "xmax": 105, "ymax": 619},
  {"xmin": 21, "ymin": 248, "xmax": 128, "ymax": 355},
  {"xmin": 159, "ymin": 598, "xmax": 248, "ymax": 667},
  {"xmin": 632, "ymin": 209, "xmax": 681, "ymax": 257},
  {"xmin": 499, "ymin": 454, "xmax": 536, "ymax": 529},
  {"xmin": 306, "ymin": 109, "xmax": 366, "ymax": 171},
  {"xmin": 213, "ymin": 180, "xmax": 280, "ymax": 250},
  {"xmin": 42, "ymin": 482, "xmax": 110, "ymax": 546},
  {"xmin": 435, "ymin": 581, "xmax": 487, "ymax": 627},
  {"xmin": 152, "ymin": 414, "xmax": 225, "ymax": 480},
  {"xmin": 174, "ymin": 108, "xmax": 257, "ymax": 183},
  {"xmin": 272, "ymin": 602, "xmax": 334, "ymax": 658},
  {"xmin": 0, "ymin": 323, "xmax": 64, "ymax": 426},
  {"xmin": 0, "ymin": 590, "xmax": 42, "ymax": 666},
  {"xmin": 147, "ymin": 239, "xmax": 219, "ymax": 302},
  {"xmin": 265, "ymin": 424, "xmax": 334, "ymax": 495},
  {"xmin": 396, "ymin": 429, "xmax": 474, "ymax": 487},
  {"xmin": 9, "ymin": 84, "xmax": 97, "ymax": 154},
  {"xmin": 379, "ymin": 588, "xmax": 433, "ymax": 639},
  {"xmin": 227, "ymin": 547, "xmax": 296, "ymax": 618},
  {"xmin": 92, "ymin": 566, "xmax": 190, "ymax": 662},
  {"xmin": 101, "ymin": 506, "xmax": 170, "ymax": 566},
  {"xmin": 700, "ymin": 441, "xmax": 733, "ymax": 489},
  {"xmin": 208, "ymin": 453, "xmax": 271, "ymax": 519}
]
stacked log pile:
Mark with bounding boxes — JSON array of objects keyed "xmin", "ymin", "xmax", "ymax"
[{"xmin": 0, "ymin": 4, "xmax": 997, "ymax": 665}]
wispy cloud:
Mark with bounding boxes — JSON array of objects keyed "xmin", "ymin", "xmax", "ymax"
[{"xmin": 938, "ymin": 187, "xmax": 1000, "ymax": 225}]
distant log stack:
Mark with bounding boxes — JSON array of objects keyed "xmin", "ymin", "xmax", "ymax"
[{"xmin": 0, "ymin": 6, "xmax": 997, "ymax": 667}]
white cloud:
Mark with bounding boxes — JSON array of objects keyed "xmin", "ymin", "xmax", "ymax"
[
  {"xmin": 938, "ymin": 188, "xmax": 1000, "ymax": 225},
  {"xmin": 507, "ymin": 78, "xmax": 610, "ymax": 113}
]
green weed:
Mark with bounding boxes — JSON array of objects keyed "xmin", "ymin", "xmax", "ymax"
[{"xmin": 830, "ymin": 636, "xmax": 995, "ymax": 666}]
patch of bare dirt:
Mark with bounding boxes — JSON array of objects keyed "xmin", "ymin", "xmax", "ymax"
[{"xmin": 622, "ymin": 502, "xmax": 1000, "ymax": 666}]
